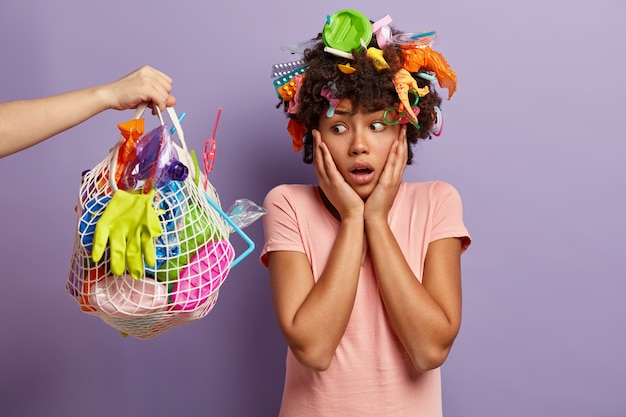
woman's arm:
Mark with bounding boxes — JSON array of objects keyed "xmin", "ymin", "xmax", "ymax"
[
  {"xmin": 364, "ymin": 130, "xmax": 464, "ymax": 372},
  {"xmin": 267, "ymin": 214, "xmax": 363, "ymax": 371},
  {"xmin": 267, "ymin": 133, "xmax": 366, "ymax": 371},
  {"xmin": 366, "ymin": 224, "xmax": 463, "ymax": 372},
  {"xmin": 0, "ymin": 65, "xmax": 176, "ymax": 158}
]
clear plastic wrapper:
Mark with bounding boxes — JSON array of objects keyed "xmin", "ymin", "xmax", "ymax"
[{"xmin": 226, "ymin": 199, "xmax": 267, "ymax": 231}]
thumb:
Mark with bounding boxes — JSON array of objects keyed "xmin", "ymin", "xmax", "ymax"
[{"xmin": 92, "ymin": 223, "xmax": 110, "ymax": 263}]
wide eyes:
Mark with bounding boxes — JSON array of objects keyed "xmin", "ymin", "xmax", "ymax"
[
  {"xmin": 370, "ymin": 121, "xmax": 386, "ymax": 132},
  {"xmin": 331, "ymin": 124, "xmax": 347, "ymax": 134},
  {"xmin": 330, "ymin": 121, "xmax": 386, "ymax": 135}
]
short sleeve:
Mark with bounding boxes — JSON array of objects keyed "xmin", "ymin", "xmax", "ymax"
[
  {"xmin": 430, "ymin": 181, "xmax": 471, "ymax": 252},
  {"xmin": 259, "ymin": 185, "xmax": 306, "ymax": 267}
]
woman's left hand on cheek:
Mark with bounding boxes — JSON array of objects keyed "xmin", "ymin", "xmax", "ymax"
[{"xmin": 365, "ymin": 126, "xmax": 407, "ymax": 218}]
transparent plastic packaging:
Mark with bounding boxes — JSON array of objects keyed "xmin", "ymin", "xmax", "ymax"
[{"xmin": 226, "ymin": 199, "xmax": 267, "ymax": 232}]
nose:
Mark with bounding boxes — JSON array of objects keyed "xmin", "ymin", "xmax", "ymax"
[{"xmin": 349, "ymin": 130, "xmax": 369, "ymax": 155}]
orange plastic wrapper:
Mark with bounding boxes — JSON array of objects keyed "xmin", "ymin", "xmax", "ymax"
[
  {"xmin": 401, "ymin": 46, "xmax": 457, "ymax": 100},
  {"xmin": 287, "ymin": 118, "xmax": 307, "ymax": 152},
  {"xmin": 114, "ymin": 118, "xmax": 145, "ymax": 186}
]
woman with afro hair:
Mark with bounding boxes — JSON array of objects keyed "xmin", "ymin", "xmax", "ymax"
[{"xmin": 261, "ymin": 10, "xmax": 471, "ymax": 417}]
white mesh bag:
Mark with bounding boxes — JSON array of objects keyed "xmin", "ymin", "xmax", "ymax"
[{"xmin": 66, "ymin": 104, "xmax": 246, "ymax": 339}]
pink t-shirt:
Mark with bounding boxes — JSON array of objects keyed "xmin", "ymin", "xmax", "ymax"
[{"xmin": 261, "ymin": 181, "xmax": 471, "ymax": 417}]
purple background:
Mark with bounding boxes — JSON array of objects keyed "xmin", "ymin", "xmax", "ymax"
[{"xmin": 1, "ymin": 0, "xmax": 625, "ymax": 416}]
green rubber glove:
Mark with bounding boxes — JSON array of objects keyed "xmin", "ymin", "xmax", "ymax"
[{"xmin": 92, "ymin": 188, "xmax": 163, "ymax": 279}]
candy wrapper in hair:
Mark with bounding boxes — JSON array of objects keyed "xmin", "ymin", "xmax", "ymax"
[
  {"xmin": 287, "ymin": 119, "xmax": 307, "ymax": 152},
  {"xmin": 401, "ymin": 47, "xmax": 457, "ymax": 100}
]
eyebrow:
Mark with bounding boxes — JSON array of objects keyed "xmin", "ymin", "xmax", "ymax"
[{"xmin": 332, "ymin": 108, "xmax": 384, "ymax": 116}]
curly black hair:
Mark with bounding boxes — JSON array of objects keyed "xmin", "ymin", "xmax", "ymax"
[{"xmin": 280, "ymin": 28, "xmax": 443, "ymax": 165}]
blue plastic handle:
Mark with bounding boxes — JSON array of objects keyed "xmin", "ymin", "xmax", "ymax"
[{"xmin": 203, "ymin": 193, "xmax": 255, "ymax": 268}]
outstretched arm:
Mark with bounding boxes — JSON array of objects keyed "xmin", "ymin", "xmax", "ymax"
[{"xmin": 0, "ymin": 65, "xmax": 176, "ymax": 158}]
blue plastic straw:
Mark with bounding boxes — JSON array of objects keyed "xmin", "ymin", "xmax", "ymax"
[{"xmin": 169, "ymin": 112, "xmax": 186, "ymax": 134}]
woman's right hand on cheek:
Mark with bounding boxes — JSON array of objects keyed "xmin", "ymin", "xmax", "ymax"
[{"xmin": 312, "ymin": 130, "xmax": 364, "ymax": 219}]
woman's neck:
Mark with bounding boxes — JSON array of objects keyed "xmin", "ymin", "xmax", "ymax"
[{"xmin": 317, "ymin": 186, "xmax": 341, "ymax": 221}]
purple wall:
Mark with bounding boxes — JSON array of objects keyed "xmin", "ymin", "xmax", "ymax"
[{"xmin": 1, "ymin": 0, "xmax": 625, "ymax": 416}]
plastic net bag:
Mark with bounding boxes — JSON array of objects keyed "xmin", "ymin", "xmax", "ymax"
[{"xmin": 66, "ymin": 104, "xmax": 254, "ymax": 339}]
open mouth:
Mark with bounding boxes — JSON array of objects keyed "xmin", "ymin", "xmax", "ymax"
[
  {"xmin": 349, "ymin": 163, "xmax": 375, "ymax": 185},
  {"xmin": 351, "ymin": 167, "xmax": 373, "ymax": 175}
]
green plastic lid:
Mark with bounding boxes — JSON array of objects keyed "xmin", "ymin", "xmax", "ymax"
[{"xmin": 322, "ymin": 9, "xmax": 372, "ymax": 53}]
